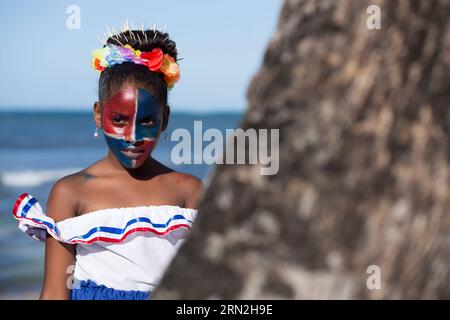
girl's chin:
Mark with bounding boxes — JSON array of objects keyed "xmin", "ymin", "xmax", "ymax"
[{"xmin": 120, "ymin": 154, "xmax": 152, "ymax": 169}]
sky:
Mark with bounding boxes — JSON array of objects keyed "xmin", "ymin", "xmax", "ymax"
[{"xmin": 0, "ymin": 0, "xmax": 282, "ymax": 113}]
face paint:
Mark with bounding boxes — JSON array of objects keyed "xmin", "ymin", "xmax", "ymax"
[{"xmin": 101, "ymin": 86, "xmax": 163, "ymax": 169}]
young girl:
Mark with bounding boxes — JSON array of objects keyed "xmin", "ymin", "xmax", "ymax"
[{"xmin": 12, "ymin": 27, "xmax": 202, "ymax": 300}]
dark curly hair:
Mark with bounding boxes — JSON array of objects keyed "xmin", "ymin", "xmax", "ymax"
[{"xmin": 98, "ymin": 29, "xmax": 178, "ymax": 107}]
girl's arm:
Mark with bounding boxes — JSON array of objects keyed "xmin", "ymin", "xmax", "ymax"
[{"xmin": 39, "ymin": 178, "xmax": 78, "ymax": 300}]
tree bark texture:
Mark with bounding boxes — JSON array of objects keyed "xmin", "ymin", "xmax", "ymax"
[{"xmin": 154, "ymin": 0, "xmax": 450, "ymax": 299}]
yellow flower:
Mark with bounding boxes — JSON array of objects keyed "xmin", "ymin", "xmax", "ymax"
[
  {"xmin": 124, "ymin": 44, "xmax": 141, "ymax": 57},
  {"xmin": 91, "ymin": 47, "xmax": 110, "ymax": 68}
]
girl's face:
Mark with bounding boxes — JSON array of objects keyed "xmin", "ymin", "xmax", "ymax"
[{"xmin": 100, "ymin": 84, "xmax": 164, "ymax": 169}]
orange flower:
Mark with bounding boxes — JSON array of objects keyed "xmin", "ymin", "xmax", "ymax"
[
  {"xmin": 160, "ymin": 54, "xmax": 180, "ymax": 88},
  {"xmin": 92, "ymin": 58, "xmax": 105, "ymax": 72}
]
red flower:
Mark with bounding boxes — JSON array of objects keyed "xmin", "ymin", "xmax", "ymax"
[{"xmin": 140, "ymin": 48, "xmax": 163, "ymax": 71}]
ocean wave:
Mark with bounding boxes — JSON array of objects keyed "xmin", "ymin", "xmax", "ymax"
[{"xmin": 0, "ymin": 168, "xmax": 82, "ymax": 187}]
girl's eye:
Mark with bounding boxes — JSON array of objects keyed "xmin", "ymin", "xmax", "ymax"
[
  {"xmin": 112, "ymin": 116, "xmax": 127, "ymax": 125},
  {"xmin": 141, "ymin": 119, "xmax": 155, "ymax": 126}
]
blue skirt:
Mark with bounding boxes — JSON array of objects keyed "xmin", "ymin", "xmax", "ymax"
[{"xmin": 71, "ymin": 280, "xmax": 150, "ymax": 300}]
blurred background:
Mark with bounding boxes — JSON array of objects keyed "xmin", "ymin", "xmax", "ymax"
[{"xmin": 0, "ymin": 0, "xmax": 281, "ymax": 298}]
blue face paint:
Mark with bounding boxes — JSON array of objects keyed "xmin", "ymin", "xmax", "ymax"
[
  {"xmin": 104, "ymin": 135, "xmax": 137, "ymax": 168},
  {"xmin": 134, "ymin": 88, "xmax": 162, "ymax": 141}
]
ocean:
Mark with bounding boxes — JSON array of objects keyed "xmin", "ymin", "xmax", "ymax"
[{"xmin": 0, "ymin": 110, "xmax": 242, "ymax": 299}]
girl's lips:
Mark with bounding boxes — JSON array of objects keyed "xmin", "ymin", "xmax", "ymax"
[{"xmin": 121, "ymin": 149, "xmax": 145, "ymax": 159}]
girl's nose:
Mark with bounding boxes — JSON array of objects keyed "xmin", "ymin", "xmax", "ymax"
[
  {"xmin": 131, "ymin": 140, "xmax": 144, "ymax": 147},
  {"xmin": 124, "ymin": 135, "xmax": 135, "ymax": 143},
  {"xmin": 124, "ymin": 136, "xmax": 143, "ymax": 146}
]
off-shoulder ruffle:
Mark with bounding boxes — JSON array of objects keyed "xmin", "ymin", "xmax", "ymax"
[{"xmin": 12, "ymin": 193, "xmax": 198, "ymax": 244}]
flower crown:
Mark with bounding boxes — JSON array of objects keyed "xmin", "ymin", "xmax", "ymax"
[{"xmin": 91, "ymin": 43, "xmax": 180, "ymax": 89}]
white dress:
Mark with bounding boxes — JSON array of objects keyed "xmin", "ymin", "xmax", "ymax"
[{"xmin": 13, "ymin": 192, "xmax": 198, "ymax": 299}]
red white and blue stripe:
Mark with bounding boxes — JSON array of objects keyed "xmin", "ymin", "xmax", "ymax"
[{"xmin": 12, "ymin": 193, "xmax": 197, "ymax": 244}]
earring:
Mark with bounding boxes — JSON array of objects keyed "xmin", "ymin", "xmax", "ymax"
[
  {"xmin": 163, "ymin": 131, "xmax": 169, "ymax": 141},
  {"xmin": 94, "ymin": 127, "xmax": 99, "ymax": 138}
]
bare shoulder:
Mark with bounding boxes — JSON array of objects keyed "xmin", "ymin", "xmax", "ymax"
[
  {"xmin": 46, "ymin": 172, "xmax": 82, "ymax": 221},
  {"xmin": 46, "ymin": 160, "xmax": 111, "ymax": 220},
  {"xmin": 171, "ymin": 171, "xmax": 202, "ymax": 190},
  {"xmin": 165, "ymin": 172, "xmax": 203, "ymax": 209}
]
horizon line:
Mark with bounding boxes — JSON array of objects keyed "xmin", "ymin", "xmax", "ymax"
[{"xmin": 0, "ymin": 107, "xmax": 245, "ymax": 115}]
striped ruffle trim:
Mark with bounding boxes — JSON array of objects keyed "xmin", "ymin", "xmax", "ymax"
[{"xmin": 12, "ymin": 193, "xmax": 197, "ymax": 244}]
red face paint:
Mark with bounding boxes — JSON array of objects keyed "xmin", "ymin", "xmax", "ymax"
[{"xmin": 102, "ymin": 87, "xmax": 137, "ymax": 140}]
